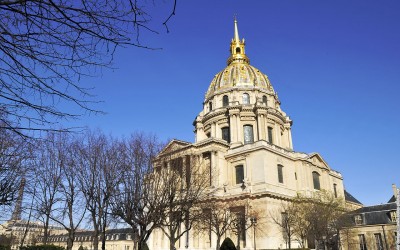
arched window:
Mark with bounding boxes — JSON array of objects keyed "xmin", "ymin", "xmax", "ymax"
[
  {"xmin": 209, "ymin": 102, "xmax": 212, "ymax": 112},
  {"xmin": 235, "ymin": 165, "xmax": 244, "ymax": 184},
  {"xmin": 223, "ymin": 95, "xmax": 229, "ymax": 107},
  {"xmin": 221, "ymin": 127, "xmax": 230, "ymax": 143},
  {"xmin": 243, "ymin": 125, "xmax": 254, "ymax": 144},
  {"xmin": 312, "ymin": 171, "xmax": 321, "ymax": 190},
  {"xmin": 242, "ymin": 93, "xmax": 250, "ymax": 104},
  {"xmin": 236, "ymin": 47, "xmax": 241, "ymax": 54},
  {"xmin": 262, "ymin": 95, "xmax": 267, "ymax": 105},
  {"xmin": 277, "ymin": 165, "xmax": 284, "ymax": 183},
  {"xmin": 267, "ymin": 126, "xmax": 273, "ymax": 144}
]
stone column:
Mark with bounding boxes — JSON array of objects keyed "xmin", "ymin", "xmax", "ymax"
[
  {"xmin": 237, "ymin": 114, "xmax": 242, "ymax": 142},
  {"xmin": 215, "ymin": 122, "xmax": 220, "ymax": 139}
]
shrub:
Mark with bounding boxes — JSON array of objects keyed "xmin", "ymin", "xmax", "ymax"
[
  {"xmin": 0, "ymin": 245, "xmax": 11, "ymax": 250},
  {"xmin": 220, "ymin": 237, "xmax": 236, "ymax": 250}
]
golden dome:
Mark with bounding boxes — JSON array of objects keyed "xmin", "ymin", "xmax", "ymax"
[
  {"xmin": 205, "ymin": 64, "xmax": 275, "ymax": 99},
  {"xmin": 205, "ymin": 19, "xmax": 275, "ymax": 99}
]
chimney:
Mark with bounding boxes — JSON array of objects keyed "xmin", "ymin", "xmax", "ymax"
[{"xmin": 392, "ymin": 184, "xmax": 398, "ymax": 201}]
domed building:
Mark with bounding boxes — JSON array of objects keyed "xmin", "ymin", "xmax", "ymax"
[{"xmin": 151, "ymin": 19, "xmax": 360, "ymax": 250}]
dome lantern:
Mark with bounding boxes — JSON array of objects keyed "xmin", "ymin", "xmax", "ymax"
[{"xmin": 227, "ymin": 18, "xmax": 250, "ymax": 65}]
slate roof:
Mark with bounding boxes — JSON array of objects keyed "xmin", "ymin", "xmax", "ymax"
[
  {"xmin": 388, "ymin": 195, "xmax": 396, "ymax": 203},
  {"xmin": 351, "ymin": 202, "xmax": 397, "ymax": 225},
  {"xmin": 344, "ymin": 190, "xmax": 362, "ymax": 205}
]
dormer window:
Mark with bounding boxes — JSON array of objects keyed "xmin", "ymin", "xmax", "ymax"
[
  {"xmin": 354, "ymin": 214, "xmax": 363, "ymax": 225},
  {"xmin": 243, "ymin": 93, "xmax": 250, "ymax": 104}
]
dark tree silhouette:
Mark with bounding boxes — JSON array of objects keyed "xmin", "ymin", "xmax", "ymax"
[{"xmin": 0, "ymin": 0, "xmax": 177, "ymax": 136}]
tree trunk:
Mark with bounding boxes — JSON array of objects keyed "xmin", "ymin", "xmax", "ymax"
[
  {"xmin": 43, "ymin": 214, "xmax": 50, "ymax": 245},
  {"xmin": 169, "ymin": 240, "xmax": 175, "ymax": 250},
  {"xmin": 92, "ymin": 230, "xmax": 99, "ymax": 250},
  {"xmin": 67, "ymin": 230, "xmax": 75, "ymax": 250},
  {"xmin": 216, "ymin": 236, "xmax": 221, "ymax": 250}
]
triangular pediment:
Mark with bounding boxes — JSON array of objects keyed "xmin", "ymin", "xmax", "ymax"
[
  {"xmin": 307, "ymin": 153, "xmax": 331, "ymax": 170},
  {"xmin": 158, "ymin": 139, "xmax": 191, "ymax": 155}
]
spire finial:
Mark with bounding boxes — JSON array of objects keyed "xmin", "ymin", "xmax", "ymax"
[
  {"xmin": 234, "ymin": 15, "xmax": 240, "ymax": 42},
  {"xmin": 227, "ymin": 16, "xmax": 250, "ymax": 65}
]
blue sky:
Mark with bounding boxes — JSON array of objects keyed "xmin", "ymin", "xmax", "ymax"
[{"xmin": 71, "ymin": 1, "xmax": 400, "ymax": 206}]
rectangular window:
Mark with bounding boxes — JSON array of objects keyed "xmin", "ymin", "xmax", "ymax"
[
  {"xmin": 277, "ymin": 165, "xmax": 284, "ymax": 183},
  {"xmin": 358, "ymin": 234, "xmax": 367, "ymax": 250},
  {"xmin": 267, "ymin": 126, "xmax": 273, "ymax": 144},
  {"xmin": 312, "ymin": 171, "xmax": 321, "ymax": 190},
  {"xmin": 334, "ymin": 183, "xmax": 338, "ymax": 198},
  {"xmin": 374, "ymin": 233, "xmax": 383, "ymax": 250},
  {"xmin": 235, "ymin": 165, "xmax": 244, "ymax": 184},
  {"xmin": 222, "ymin": 127, "xmax": 230, "ymax": 143},
  {"xmin": 243, "ymin": 125, "xmax": 254, "ymax": 144}
]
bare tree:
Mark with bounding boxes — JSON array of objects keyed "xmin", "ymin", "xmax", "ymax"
[
  {"xmin": 49, "ymin": 137, "xmax": 86, "ymax": 250},
  {"xmin": 75, "ymin": 131, "xmax": 124, "ymax": 250},
  {"xmin": 111, "ymin": 133, "xmax": 163, "ymax": 250},
  {"xmin": 32, "ymin": 133, "xmax": 64, "ymax": 244},
  {"xmin": 0, "ymin": 0, "xmax": 177, "ymax": 136},
  {"xmin": 157, "ymin": 154, "xmax": 209, "ymax": 250},
  {"xmin": 196, "ymin": 200, "xmax": 239, "ymax": 250},
  {"xmin": 0, "ymin": 121, "xmax": 30, "ymax": 210},
  {"xmin": 271, "ymin": 202, "xmax": 296, "ymax": 249},
  {"xmin": 273, "ymin": 191, "xmax": 346, "ymax": 249}
]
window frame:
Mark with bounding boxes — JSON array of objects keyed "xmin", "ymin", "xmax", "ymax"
[
  {"xmin": 333, "ymin": 183, "xmax": 338, "ymax": 198},
  {"xmin": 262, "ymin": 95, "xmax": 267, "ymax": 105},
  {"xmin": 267, "ymin": 126, "xmax": 273, "ymax": 144},
  {"xmin": 242, "ymin": 93, "xmax": 250, "ymax": 105},
  {"xmin": 221, "ymin": 127, "xmax": 230, "ymax": 143},
  {"xmin": 223, "ymin": 95, "xmax": 229, "ymax": 107},
  {"xmin": 235, "ymin": 165, "xmax": 244, "ymax": 185},
  {"xmin": 374, "ymin": 233, "xmax": 383, "ymax": 250},
  {"xmin": 243, "ymin": 125, "xmax": 254, "ymax": 144},
  {"xmin": 312, "ymin": 171, "xmax": 321, "ymax": 190},
  {"xmin": 277, "ymin": 164, "xmax": 284, "ymax": 184},
  {"xmin": 358, "ymin": 234, "xmax": 367, "ymax": 250},
  {"xmin": 354, "ymin": 214, "xmax": 363, "ymax": 225}
]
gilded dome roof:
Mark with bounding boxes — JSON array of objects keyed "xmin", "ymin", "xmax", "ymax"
[
  {"xmin": 205, "ymin": 63, "xmax": 275, "ymax": 99},
  {"xmin": 205, "ymin": 19, "xmax": 276, "ymax": 99}
]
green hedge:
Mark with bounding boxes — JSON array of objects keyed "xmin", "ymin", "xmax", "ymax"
[{"xmin": 20, "ymin": 245, "xmax": 65, "ymax": 250}]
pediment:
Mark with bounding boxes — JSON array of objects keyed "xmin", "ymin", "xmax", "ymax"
[
  {"xmin": 158, "ymin": 139, "xmax": 191, "ymax": 155},
  {"xmin": 307, "ymin": 153, "xmax": 331, "ymax": 170}
]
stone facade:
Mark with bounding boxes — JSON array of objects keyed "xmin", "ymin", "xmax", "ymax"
[{"xmin": 148, "ymin": 19, "xmax": 358, "ymax": 250}]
